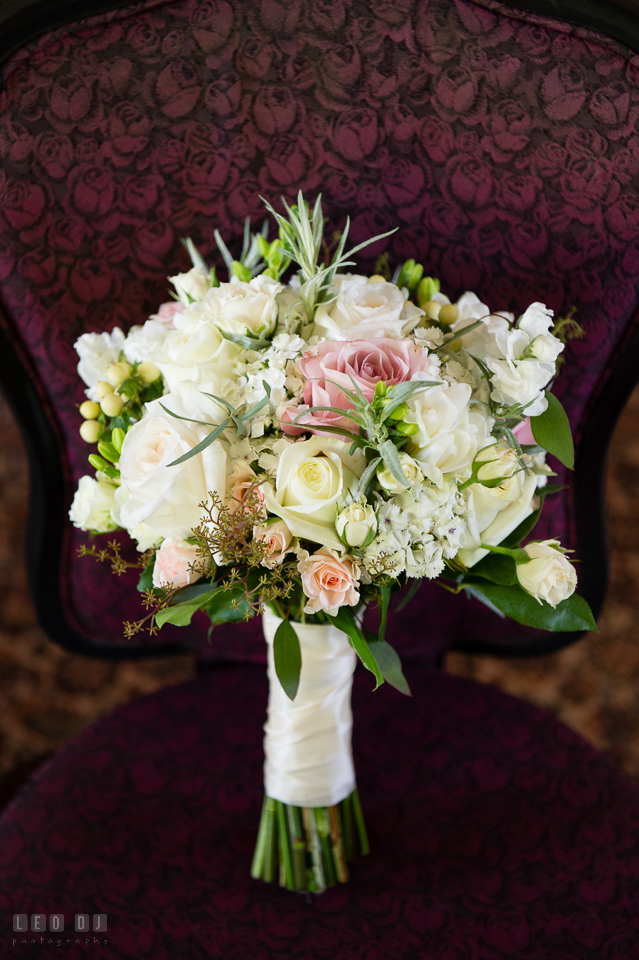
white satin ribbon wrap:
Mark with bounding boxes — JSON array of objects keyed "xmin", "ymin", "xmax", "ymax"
[{"xmin": 262, "ymin": 607, "xmax": 356, "ymax": 808}]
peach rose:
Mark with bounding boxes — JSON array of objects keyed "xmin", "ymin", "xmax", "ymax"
[
  {"xmin": 298, "ymin": 547, "xmax": 360, "ymax": 616},
  {"xmin": 254, "ymin": 519, "xmax": 293, "ymax": 568},
  {"xmin": 148, "ymin": 301, "xmax": 184, "ymax": 328},
  {"xmin": 152, "ymin": 538, "xmax": 203, "ymax": 589}
]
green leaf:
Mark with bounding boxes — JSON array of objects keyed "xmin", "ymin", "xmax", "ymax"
[
  {"xmin": 159, "ymin": 402, "xmax": 221, "ymax": 428},
  {"xmin": 530, "ymin": 391, "xmax": 574, "ymax": 469},
  {"xmin": 352, "ymin": 456, "xmax": 382, "ymax": 499},
  {"xmin": 466, "ymin": 553, "xmax": 518, "ymax": 586},
  {"xmin": 156, "ymin": 596, "xmax": 212, "ymax": 628},
  {"xmin": 169, "ymin": 581, "xmax": 216, "ymax": 605},
  {"xmin": 205, "ymin": 585, "xmax": 252, "ymax": 625},
  {"xmin": 167, "ymin": 418, "xmax": 230, "ymax": 467},
  {"xmin": 325, "ymin": 608, "xmax": 384, "ymax": 689},
  {"xmin": 379, "ymin": 440, "xmax": 410, "ymax": 488},
  {"xmin": 464, "ymin": 582, "xmax": 597, "ymax": 632},
  {"xmin": 217, "ymin": 327, "xmax": 272, "ymax": 351},
  {"xmin": 368, "ymin": 639, "xmax": 412, "ymax": 696},
  {"xmin": 137, "ymin": 562, "xmax": 155, "ymax": 593},
  {"xmin": 395, "ymin": 577, "xmax": 422, "ymax": 613},
  {"xmin": 377, "ymin": 583, "xmax": 392, "ymax": 643},
  {"xmin": 380, "ymin": 380, "xmax": 440, "ymax": 421},
  {"xmin": 273, "ymin": 619, "xmax": 302, "ymax": 701},
  {"xmin": 434, "ymin": 320, "xmax": 483, "ymax": 351}
]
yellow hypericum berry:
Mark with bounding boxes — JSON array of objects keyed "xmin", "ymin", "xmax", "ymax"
[
  {"xmin": 423, "ymin": 300, "xmax": 442, "ymax": 320},
  {"xmin": 438, "ymin": 304, "xmax": 459, "ymax": 325},
  {"xmin": 106, "ymin": 361, "xmax": 132, "ymax": 387},
  {"xmin": 100, "ymin": 393, "xmax": 124, "ymax": 417},
  {"xmin": 368, "ymin": 275, "xmax": 386, "ymax": 283},
  {"xmin": 79, "ymin": 400, "xmax": 100, "ymax": 420},
  {"xmin": 137, "ymin": 360, "xmax": 161, "ymax": 384},
  {"xmin": 79, "ymin": 420, "xmax": 101, "ymax": 443},
  {"xmin": 96, "ymin": 381, "xmax": 114, "ymax": 398}
]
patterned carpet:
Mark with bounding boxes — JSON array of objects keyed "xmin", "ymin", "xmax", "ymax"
[{"xmin": 0, "ymin": 387, "xmax": 638, "ymax": 805}]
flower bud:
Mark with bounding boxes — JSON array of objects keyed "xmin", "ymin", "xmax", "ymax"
[
  {"xmin": 529, "ymin": 335, "xmax": 563, "ymax": 363},
  {"xmin": 395, "ymin": 421, "xmax": 419, "ymax": 436},
  {"xmin": 377, "ymin": 453, "xmax": 422, "ymax": 492},
  {"xmin": 438, "ymin": 304, "xmax": 459, "ymax": 326},
  {"xmin": 106, "ymin": 361, "xmax": 132, "ymax": 387},
  {"xmin": 79, "ymin": 400, "xmax": 100, "ymax": 420},
  {"xmin": 100, "ymin": 393, "xmax": 124, "ymax": 417},
  {"xmin": 407, "ymin": 262, "xmax": 424, "ymax": 292},
  {"xmin": 80, "ymin": 420, "xmax": 101, "ymax": 444},
  {"xmin": 137, "ymin": 360, "xmax": 161, "ymax": 384},
  {"xmin": 416, "ymin": 276, "xmax": 440, "ymax": 307},
  {"xmin": 384, "ymin": 401, "xmax": 409, "ymax": 421},
  {"xmin": 516, "ymin": 540, "xmax": 577, "ymax": 608},
  {"xmin": 111, "ymin": 427, "xmax": 126, "ymax": 453},
  {"xmin": 396, "ymin": 259, "xmax": 416, "ymax": 289},
  {"xmin": 335, "ymin": 502, "xmax": 377, "ymax": 548},
  {"xmin": 232, "ymin": 261, "xmax": 252, "ymax": 282},
  {"xmin": 374, "ymin": 380, "xmax": 387, "ymax": 399},
  {"xmin": 422, "ymin": 299, "xmax": 441, "ymax": 320},
  {"xmin": 96, "ymin": 381, "xmax": 114, "ymax": 398}
]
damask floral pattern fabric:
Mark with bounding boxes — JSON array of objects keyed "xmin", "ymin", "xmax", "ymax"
[
  {"xmin": 1, "ymin": 666, "xmax": 639, "ymax": 958},
  {"xmin": 1, "ymin": 0, "xmax": 639, "ymax": 656}
]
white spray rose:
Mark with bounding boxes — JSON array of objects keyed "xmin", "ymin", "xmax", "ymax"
[
  {"xmin": 405, "ymin": 382, "xmax": 488, "ymax": 487},
  {"xmin": 69, "ymin": 476, "xmax": 118, "ymax": 533},
  {"xmin": 153, "ymin": 539, "xmax": 203, "ymax": 589},
  {"xmin": 115, "ymin": 381, "xmax": 228, "ymax": 550},
  {"xmin": 516, "ymin": 540, "xmax": 577, "ymax": 607},
  {"xmin": 154, "ymin": 320, "xmax": 242, "ymax": 393},
  {"xmin": 169, "ymin": 265, "xmax": 213, "ymax": 305},
  {"xmin": 377, "ymin": 454, "xmax": 423, "ymax": 493},
  {"xmin": 529, "ymin": 335, "xmax": 564, "ymax": 363},
  {"xmin": 336, "ymin": 501, "xmax": 377, "ymax": 547},
  {"xmin": 75, "ymin": 328, "xmax": 126, "ymax": 401},
  {"xmin": 314, "ymin": 274, "xmax": 423, "ymax": 340},
  {"xmin": 261, "ymin": 437, "xmax": 365, "ymax": 551},
  {"xmin": 181, "ymin": 274, "xmax": 282, "ymax": 338}
]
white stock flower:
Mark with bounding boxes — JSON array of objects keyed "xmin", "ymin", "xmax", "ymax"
[
  {"xmin": 405, "ymin": 382, "xmax": 488, "ymax": 487},
  {"xmin": 169, "ymin": 265, "xmax": 213, "ymax": 305},
  {"xmin": 518, "ymin": 302, "xmax": 554, "ymax": 340},
  {"xmin": 529, "ymin": 335, "xmax": 564, "ymax": 363},
  {"xmin": 75, "ymin": 328, "xmax": 126, "ymax": 401},
  {"xmin": 485, "ymin": 357, "xmax": 554, "ymax": 416},
  {"xmin": 261, "ymin": 437, "xmax": 365, "ymax": 551},
  {"xmin": 336, "ymin": 501, "xmax": 377, "ymax": 547},
  {"xmin": 122, "ymin": 320, "xmax": 171, "ymax": 365},
  {"xmin": 516, "ymin": 540, "xmax": 577, "ymax": 607},
  {"xmin": 69, "ymin": 476, "xmax": 118, "ymax": 533},
  {"xmin": 314, "ymin": 274, "xmax": 423, "ymax": 340},
  {"xmin": 115, "ymin": 382, "xmax": 228, "ymax": 550}
]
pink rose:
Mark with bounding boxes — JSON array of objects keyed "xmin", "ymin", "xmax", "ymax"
[
  {"xmin": 152, "ymin": 539, "xmax": 203, "ymax": 589},
  {"xmin": 148, "ymin": 301, "xmax": 184, "ymax": 328},
  {"xmin": 298, "ymin": 547, "xmax": 360, "ymax": 616},
  {"xmin": 293, "ymin": 338, "xmax": 433, "ymax": 436},
  {"xmin": 513, "ymin": 418, "xmax": 536, "ymax": 446},
  {"xmin": 254, "ymin": 519, "xmax": 293, "ymax": 568}
]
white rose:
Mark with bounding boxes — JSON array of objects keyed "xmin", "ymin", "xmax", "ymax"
[
  {"xmin": 154, "ymin": 320, "xmax": 242, "ymax": 393},
  {"xmin": 313, "ymin": 274, "xmax": 423, "ymax": 340},
  {"xmin": 458, "ymin": 443, "xmax": 538, "ymax": 567},
  {"xmin": 153, "ymin": 538, "xmax": 204, "ymax": 589},
  {"xmin": 516, "ymin": 540, "xmax": 577, "ymax": 607},
  {"xmin": 122, "ymin": 319, "xmax": 171, "ymax": 365},
  {"xmin": 485, "ymin": 357, "xmax": 554, "ymax": 415},
  {"xmin": 377, "ymin": 453, "xmax": 423, "ymax": 493},
  {"xmin": 116, "ymin": 382, "xmax": 228, "ymax": 549},
  {"xmin": 169, "ymin": 265, "xmax": 213, "ymax": 305},
  {"xmin": 69, "ymin": 476, "xmax": 118, "ymax": 533},
  {"xmin": 529, "ymin": 335, "xmax": 564, "ymax": 363},
  {"xmin": 181, "ymin": 275, "xmax": 282, "ymax": 338},
  {"xmin": 261, "ymin": 437, "xmax": 365, "ymax": 551},
  {"xmin": 405, "ymin": 382, "xmax": 488, "ymax": 487},
  {"xmin": 336, "ymin": 501, "xmax": 377, "ymax": 547},
  {"xmin": 75, "ymin": 328, "xmax": 126, "ymax": 401}
]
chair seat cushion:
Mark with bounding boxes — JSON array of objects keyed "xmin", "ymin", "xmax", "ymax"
[{"xmin": 1, "ymin": 664, "xmax": 638, "ymax": 959}]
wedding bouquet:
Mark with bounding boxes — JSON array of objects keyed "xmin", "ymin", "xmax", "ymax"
[{"xmin": 70, "ymin": 193, "xmax": 595, "ymax": 893}]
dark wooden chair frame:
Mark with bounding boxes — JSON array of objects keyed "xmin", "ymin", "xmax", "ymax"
[{"xmin": 1, "ymin": 0, "xmax": 639, "ymax": 660}]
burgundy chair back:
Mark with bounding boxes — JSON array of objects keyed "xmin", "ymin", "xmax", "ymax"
[{"xmin": 1, "ymin": 0, "xmax": 639, "ymax": 663}]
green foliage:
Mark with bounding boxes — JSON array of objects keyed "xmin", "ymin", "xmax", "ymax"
[
  {"xmin": 462, "ymin": 581, "xmax": 597, "ymax": 632},
  {"xmin": 367, "ymin": 638, "xmax": 411, "ymax": 696},
  {"xmin": 273, "ymin": 619, "xmax": 302, "ymax": 701},
  {"xmin": 325, "ymin": 608, "xmax": 384, "ymax": 689},
  {"xmin": 530, "ymin": 392, "xmax": 574, "ymax": 469}
]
